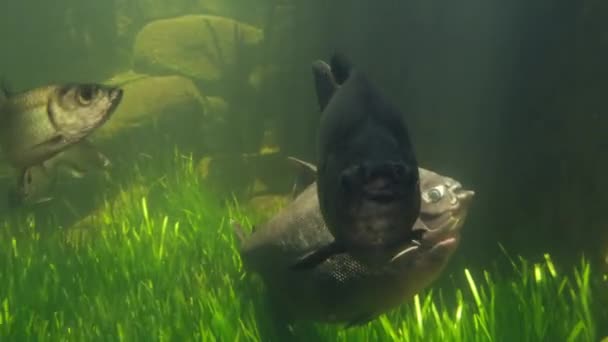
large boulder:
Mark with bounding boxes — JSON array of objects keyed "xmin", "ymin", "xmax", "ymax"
[
  {"xmin": 93, "ymin": 72, "xmax": 207, "ymax": 143},
  {"xmin": 132, "ymin": 15, "xmax": 264, "ymax": 82}
]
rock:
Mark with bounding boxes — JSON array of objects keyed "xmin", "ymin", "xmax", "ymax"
[
  {"xmin": 93, "ymin": 72, "xmax": 206, "ymax": 142},
  {"xmin": 133, "ymin": 15, "xmax": 264, "ymax": 82}
]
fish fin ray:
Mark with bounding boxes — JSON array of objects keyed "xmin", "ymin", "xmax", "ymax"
[
  {"xmin": 287, "ymin": 156, "xmax": 317, "ymax": 174},
  {"xmin": 287, "ymin": 156, "xmax": 317, "ymax": 198},
  {"xmin": 312, "ymin": 60, "xmax": 338, "ymax": 111}
]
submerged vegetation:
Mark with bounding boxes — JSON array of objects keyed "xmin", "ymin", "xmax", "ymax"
[{"xmin": 0, "ymin": 151, "xmax": 603, "ymax": 341}]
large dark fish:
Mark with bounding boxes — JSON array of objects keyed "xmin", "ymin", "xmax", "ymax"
[
  {"xmin": 293, "ymin": 54, "xmax": 422, "ymax": 269},
  {"xmin": 0, "ymin": 83, "xmax": 122, "ymax": 204},
  {"xmin": 235, "ymin": 161, "xmax": 474, "ymax": 326}
]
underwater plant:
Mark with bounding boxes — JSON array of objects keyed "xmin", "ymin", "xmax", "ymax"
[{"xmin": 0, "ymin": 149, "xmax": 601, "ymax": 341}]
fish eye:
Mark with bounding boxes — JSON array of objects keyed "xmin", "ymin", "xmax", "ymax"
[
  {"xmin": 424, "ymin": 185, "xmax": 445, "ymax": 203},
  {"xmin": 77, "ymin": 85, "xmax": 97, "ymax": 105}
]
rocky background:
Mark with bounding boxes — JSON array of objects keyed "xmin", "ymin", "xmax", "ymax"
[{"xmin": 0, "ymin": 0, "xmax": 606, "ymax": 272}]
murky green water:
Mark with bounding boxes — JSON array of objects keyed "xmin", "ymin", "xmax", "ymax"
[{"xmin": 0, "ymin": 1, "xmax": 606, "ymax": 340}]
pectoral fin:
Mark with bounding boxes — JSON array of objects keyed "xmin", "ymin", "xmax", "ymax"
[
  {"xmin": 287, "ymin": 156, "xmax": 317, "ymax": 174},
  {"xmin": 39, "ymin": 133, "xmax": 67, "ymax": 148},
  {"xmin": 287, "ymin": 156, "xmax": 317, "ymax": 197},
  {"xmin": 290, "ymin": 240, "xmax": 346, "ymax": 271}
]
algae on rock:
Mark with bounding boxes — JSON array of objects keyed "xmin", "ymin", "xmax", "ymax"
[
  {"xmin": 133, "ymin": 15, "xmax": 264, "ymax": 82},
  {"xmin": 94, "ymin": 73, "xmax": 207, "ymax": 142}
]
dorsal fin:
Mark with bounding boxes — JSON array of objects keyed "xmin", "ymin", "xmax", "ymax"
[
  {"xmin": 312, "ymin": 60, "xmax": 338, "ymax": 112},
  {"xmin": 311, "ymin": 53, "xmax": 354, "ymax": 112},
  {"xmin": 329, "ymin": 52, "xmax": 353, "ymax": 85}
]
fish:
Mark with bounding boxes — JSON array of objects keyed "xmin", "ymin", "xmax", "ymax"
[
  {"xmin": 0, "ymin": 82, "xmax": 123, "ymax": 205},
  {"xmin": 6, "ymin": 140, "xmax": 112, "ymax": 206},
  {"xmin": 234, "ymin": 160, "xmax": 475, "ymax": 326},
  {"xmin": 293, "ymin": 53, "xmax": 422, "ymax": 269}
]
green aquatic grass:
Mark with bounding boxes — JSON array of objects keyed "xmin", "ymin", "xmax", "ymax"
[{"xmin": 0, "ymin": 150, "xmax": 603, "ymax": 341}]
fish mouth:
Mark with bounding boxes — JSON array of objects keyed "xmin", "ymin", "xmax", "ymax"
[
  {"xmin": 387, "ymin": 181, "xmax": 474, "ymax": 264},
  {"xmin": 390, "ymin": 224, "xmax": 462, "ymax": 264},
  {"xmin": 107, "ymin": 87, "xmax": 123, "ymax": 115},
  {"xmin": 420, "ymin": 189, "xmax": 475, "ymax": 243},
  {"xmin": 83, "ymin": 87, "xmax": 123, "ymax": 138},
  {"xmin": 93, "ymin": 87, "xmax": 123, "ymax": 131},
  {"xmin": 452, "ymin": 186, "xmax": 475, "ymax": 204}
]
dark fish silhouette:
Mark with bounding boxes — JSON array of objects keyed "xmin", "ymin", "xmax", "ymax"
[{"xmin": 293, "ymin": 53, "xmax": 422, "ymax": 269}]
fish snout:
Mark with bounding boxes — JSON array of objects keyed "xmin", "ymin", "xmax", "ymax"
[
  {"xmin": 455, "ymin": 189, "xmax": 475, "ymax": 204},
  {"xmin": 109, "ymin": 87, "xmax": 123, "ymax": 103},
  {"xmin": 104, "ymin": 87, "xmax": 124, "ymax": 116},
  {"xmin": 340, "ymin": 162, "xmax": 416, "ymax": 200}
]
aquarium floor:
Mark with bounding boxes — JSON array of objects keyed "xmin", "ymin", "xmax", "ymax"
[{"xmin": 0, "ymin": 152, "xmax": 603, "ymax": 341}]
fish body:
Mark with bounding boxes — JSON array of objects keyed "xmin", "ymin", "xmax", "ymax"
[
  {"xmin": 0, "ymin": 83, "xmax": 122, "ymax": 204},
  {"xmin": 293, "ymin": 54, "xmax": 421, "ymax": 269},
  {"xmin": 6, "ymin": 140, "xmax": 112, "ymax": 206},
  {"xmin": 236, "ymin": 163, "xmax": 474, "ymax": 326}
]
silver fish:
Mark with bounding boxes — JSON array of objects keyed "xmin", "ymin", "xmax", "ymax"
[{"xmin": 0, "ymin": 83, "xmax": 122, "ymax": 204}]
